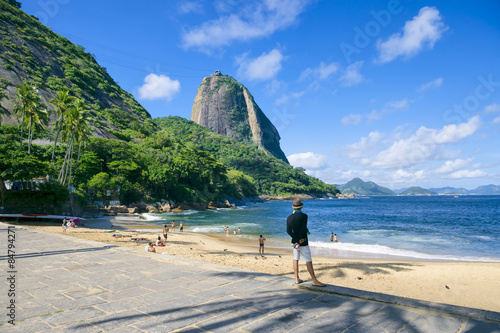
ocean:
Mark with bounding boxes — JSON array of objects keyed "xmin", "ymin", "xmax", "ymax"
[{"xmin": 135, "ymin": 195, "xmax": 500, "ymax": 262}]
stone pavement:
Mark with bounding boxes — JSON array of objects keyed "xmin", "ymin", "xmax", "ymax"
[{"xmin": 1, "ymin": 222, "xmax": 500, "ymax": 332}]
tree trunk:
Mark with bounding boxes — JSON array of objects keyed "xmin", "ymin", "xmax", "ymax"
[
  {"xmin": 28, "ymin": 114, "xmax": 32, "ymax": 154},
  {"xmin": 51, "ymin": 115, "xmax": 63, "ymax": 164},
  {"xmin": 19, "ymin": 106, "xmax": 25, "ymax": 147}
]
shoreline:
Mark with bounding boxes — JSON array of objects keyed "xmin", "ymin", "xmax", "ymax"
[
  {"xmin": 90, "ymin": 214, "xmax": 500, "ymax": 263},
  {"xmin": 5, "ymin": 218, "xmax": 500, "ymax": 313}
]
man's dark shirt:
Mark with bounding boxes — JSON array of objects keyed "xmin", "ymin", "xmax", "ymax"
[{"xmin": 287, "ymin": 211, "xmax": 308, "ymax": 246}]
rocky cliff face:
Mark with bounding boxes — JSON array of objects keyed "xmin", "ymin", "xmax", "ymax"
[{"xmin": 191, "ymin": 73, "xmax": 288, "ymax": 163}]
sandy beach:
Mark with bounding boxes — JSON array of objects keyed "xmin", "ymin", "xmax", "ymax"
[{"xmin": 14, "ymin": 218, "xmax": 500, "ymax": 313}]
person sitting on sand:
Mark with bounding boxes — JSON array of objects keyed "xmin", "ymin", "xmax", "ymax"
[
  {"xmin": 145, "ymin": 242, "xmax": 156, "ymax": 252},
  {"xmin": 156, "ymin": 236, "xmax": 165, "ymax": 247},
  {"xmin": 259, "ymin": 235, "xmax": 266, "ymax": 254}
]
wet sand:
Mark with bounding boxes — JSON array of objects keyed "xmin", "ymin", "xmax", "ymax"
[{"xmin": 12, "ymin": 218, "xmax": 500, "ymax": 312}]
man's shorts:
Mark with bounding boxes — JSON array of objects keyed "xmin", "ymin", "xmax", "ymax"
[{"xmin": 293, "ymin": 245, "xmax": 312, "ymax": 262}]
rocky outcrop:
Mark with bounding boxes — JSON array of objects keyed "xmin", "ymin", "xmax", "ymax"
[{"xmin": 191, "ymin": 73, "xmax": 288, "ymax": 163}]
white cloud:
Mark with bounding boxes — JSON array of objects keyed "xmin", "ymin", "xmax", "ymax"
[
  {"xmin": 448, "ymin": 169, "xmax": 488, "ymax": 179},
  {"xmin": 419, "ymin": 77, "xmax": 443, "ymax": 92},
  {"xmin": 484, "ymin": 103, "xmax": 500, "ymax": 113},
  {"xmin": 178, "ymin": 1, "xmax": 203, "ymax": 14},
  {"xmin": 436, "ymin": 159, "xmax": 472, "ymax": 174},
  {"xmin": 370, "ymin": 116, "xmax": 482, "ymax": 168},
  {"xmin": 181, "ymin": 0, "xmax": 311, "ymax": 51},
  {"xmin": 299, "ymin": 61, "xmax": 339, "ymax": 81},
  {"xmin": 387, "ymin": 98, "xmax": 410, "ymax": 109},
  {"xmin": 274, "ymin": 90, "xmax": 305, "ymax": 105},
  {"xmin": 345, "ymin": 131, "xmax": 384, "ymax": 159},
  {"xmin": 494, "ymin": 116, "xmax": 500, "ymax": 124},
  {"xmin": 236, "ymin": 49, "xmax": 284, "ymax": 81},
  {"xmin": 137, "ymin": 74, "xmax": 180, "ymax": 101},
  {"xmin": 339, "ymin": 61, "xmax": 364, "ymax": 87},
  {"xmin": 288, "ymin": 152, "xmax": 327, "ymax": 170},
  {"xmin": 341, "ymin": 114, "xmax": 362, "ymax": 125},
  {"xmin": 376, "ymin": 6, "xmax": 448, "ymax": 63},
  {"xmin": 392, "ymin": 169, "xmax": 425, "ymax": 183}
]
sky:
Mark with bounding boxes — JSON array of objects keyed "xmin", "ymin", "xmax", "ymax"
[{"xmin": 21, "ymin": 0, "xmax": 500, "ymax": 190}]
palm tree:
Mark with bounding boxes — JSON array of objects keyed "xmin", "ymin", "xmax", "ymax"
[
  {"xmin": 72, "ymin": 98, "xmax": 92, "ymax": 163},
  {"xmin": 14, "ymin": 82, "xmax": 37, "ymax": 148},
  {"xmin": 26, "ymin": 98, "xmax": 49, "ymax": 154},
  {"xmin": 50, "ymin": 89, "xmax": 74, "ymax": 164},
  {"xmin": 58, "ymin": 98, "xmax": 92, "ymax": 187}
]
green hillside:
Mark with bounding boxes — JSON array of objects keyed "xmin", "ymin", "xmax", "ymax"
[
  {"xmin": 340, "ymin": 177, "xmax": 395, "ymax": 196},
  {"xmin": 0, "ymin": 1, "xmax": 340, "ymax": 210},
  {"xmin": 154, "ymin": 116, "xmax": 340, "ymax": 196},
  {"xmin": 399, "ymin": 187, "xmax": 437, "ymax": 196},
  {"xmin": 0, "ymin": 0, "xmax": 155, "ymax": 139}
]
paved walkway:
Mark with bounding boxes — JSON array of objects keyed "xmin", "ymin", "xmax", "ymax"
[{"xmin": 1, "ymin": 222, "xmax": 499, "ymax": 332}]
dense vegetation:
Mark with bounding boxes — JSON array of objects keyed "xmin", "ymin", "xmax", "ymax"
[
  {"xmin": 155, "ymin": 117, "xmax": 339, "ymax": 196},
  {"xmin": 0, "ymin": 0, "xmax": 339, "ymax": 210},
  {"xmin": 0, "ymin": 0, "xmax": 155, "ymax": 139}
]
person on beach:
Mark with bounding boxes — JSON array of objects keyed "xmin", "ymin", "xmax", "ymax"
[
  {"xmin": 238, "ymin": 227, "xmax": 241, "ymax": 233},
  {"xmin": 171, "ymin": 220, "xmax": 176, "ymax": 232},
  {"xmin": 259, "ymin": 235, "xmax": 266, "ymax": 254},
  {"xmin": 287, "ymin": 199, "xmax": 325, "ymax": 287},
  {"xmin": 163, "ymin": 225, "xmax": 169, "ymax": 242},
  {"xmin": 330, "ymin": 232, "xmax": 333, "ymax": 242},
  {"xmin": 234, "ymin": 230, "xmax": 237, "ymax": 235},
  {"xmin": 226, "ymin": 228, "xmax": 230, "ymax": 236},
  {"xmin": 179, "ymin": 221, "xmax": 184, "ymax": 232},
  {"xmin": 62, "ymin": 217, "xmax": 67, "ymax": 233},
  {"xmin": 156, "ymin": 236, "xmax": 165, "ymax": 247},
  {"xmin": 333, "ymin": 234, "xmax": 338, "ymax": 242},
  {"xmin": 145, "ymin": 242, "xmax": 156, "ymax": 252}
]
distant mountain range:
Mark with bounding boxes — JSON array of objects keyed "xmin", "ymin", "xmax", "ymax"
[{"xmin": 339, "ymin": 178, "xmax": 500, "ymax": 196}]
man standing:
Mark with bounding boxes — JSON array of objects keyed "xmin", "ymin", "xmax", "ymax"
[
  {"xmin": 163, "ymin": 224, "xmax": 169, "ymax": 242},
  {"xmin": 259, "ymin": 235, "xmax": 266, "ymax": 254},
  {"xmin": 286, "ymin": 199, "xmax": 325, "ymax": 287}
]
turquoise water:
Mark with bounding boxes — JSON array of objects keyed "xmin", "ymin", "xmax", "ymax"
[{"xmin": 139, "ymin": 196, "xmax": 500, "ymax": 262}]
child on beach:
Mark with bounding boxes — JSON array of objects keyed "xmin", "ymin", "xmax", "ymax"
[
  {"xmin": 179, "ymin": 221, "xmax": 184, "ymax": 232},
  {"xmin": 62, "ymin": 218, "xmax": 67, "ymax": 233}
]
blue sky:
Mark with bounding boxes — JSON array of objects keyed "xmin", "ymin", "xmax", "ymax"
[{"xmin": 21, "ymin": 0, "xmax": 500, "ymax": 189}]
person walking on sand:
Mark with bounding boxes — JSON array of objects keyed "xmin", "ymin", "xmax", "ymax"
[
  {"xmin": 62, "ymin": 217, "xmax": 67, "ymax": 233},
  {"xmin": 179, "ymin": 221, "xmax": 184, "ymax": 232},
  {"xmin": 163, "ymin": 225, "xmax": 169, "ymax": 242},
  {"xmin": 259, "ymin": 235, "xmax": 266, "ymax": 254},
  {"xmin": 287, "ymin": 199, "xmax": 325, "ymax": 287}
]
